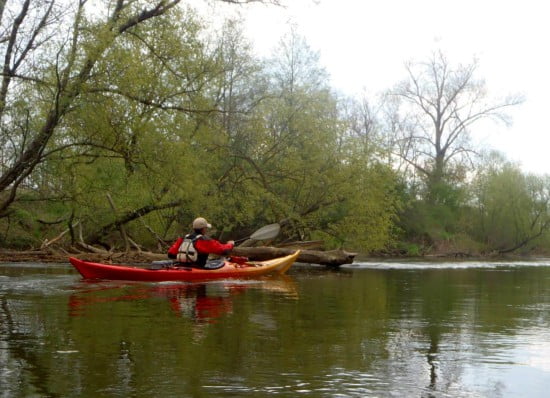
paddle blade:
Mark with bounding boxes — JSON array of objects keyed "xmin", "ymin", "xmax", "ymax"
[{"xmin": 249, "ymin": 223, "xmax": 280, "ymax": 241}]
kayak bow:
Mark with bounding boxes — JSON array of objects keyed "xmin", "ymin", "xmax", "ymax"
[{"xmin": 69, "ymin": 251, "xmax": 300, "ymax": 282}]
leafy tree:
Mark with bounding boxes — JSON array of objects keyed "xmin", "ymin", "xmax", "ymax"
[
  {"xmin": 0, "ymin": 0, "xmax": 282, "ymax": 216},
  {"xmin": 256, "ymin": 28, "xmax": 347, "ymax": 238},
  {"xmin": 235, "ymin": 28, "xmax": 401, "ymax": 250},
  {"xmin": 0, "ymin": 0, "xmax": 185, "ymax": 217},
  {"xmin": 0, "ymin": 1, "xmax": 289, "ymax": 248},
  {"xmin": 471, "ymin": 153, "xmax": 550, "ymax": 253},
  {"xmin": 198, "ymin": 17, "xmax": 273, "ymax": 232},
  {"xmin": 33, "ymin": 4, "xmax": 223, "ymax": 247}
]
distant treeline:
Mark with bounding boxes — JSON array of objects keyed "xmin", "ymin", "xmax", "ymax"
[{"xmin": 0, "ymin": 1, "xmax": 546, "ymax": 256}]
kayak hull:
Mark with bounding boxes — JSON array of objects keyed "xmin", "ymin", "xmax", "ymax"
[{"xmin": 69, "ymin": 251, "xmax": 300, "ymax": 282}]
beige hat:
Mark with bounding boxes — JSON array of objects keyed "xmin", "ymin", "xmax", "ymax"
[{"xmin": 192, "ymin": 217, "xmax": 212, "ymax": 229}]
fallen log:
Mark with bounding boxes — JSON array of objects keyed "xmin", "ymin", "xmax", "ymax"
[{"xmin": 231, "ymin": 246, "xmax": 356, "ymax": 266}]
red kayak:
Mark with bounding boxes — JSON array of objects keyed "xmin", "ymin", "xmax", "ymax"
[{"xmin": 69, "ymin": 251, "xmax": 300, "ymax": 282}]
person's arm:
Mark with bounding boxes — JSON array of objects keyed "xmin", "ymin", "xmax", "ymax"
[
  {"xmin": 167, "ymin": 237, "xmax": 183, "ymax": 259},
  {"xmin": 195, "ymin": 238, "xmax": 234, "ymax": 255}
]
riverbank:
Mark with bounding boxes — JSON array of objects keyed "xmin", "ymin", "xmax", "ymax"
[
  {"xmin": 0, "ymin": 249, "xmax": 165, "ymax": 264},
  {"xmin": 1, "ymin": 248, "xmax": 547, "ymax": 265}
]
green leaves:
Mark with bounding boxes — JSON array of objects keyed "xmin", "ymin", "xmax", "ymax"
[
  {"xmin": 472, "ymin": 156, "xmax": 550, "ymax": 253},
  {"xmin": 0, "ymin": 4, "xmax": 422, "ymax": 254}
]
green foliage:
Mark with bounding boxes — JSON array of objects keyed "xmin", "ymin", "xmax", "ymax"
[
  {"xmin": 0, "ymin": 5, "xmax": 540, "ymax": 257},
  {"xmin": 470, "ymin": 155, "xmax": 550, "ymax": 253},
  {"xmin": 395, "ymin": 185, "xmax": 465, "ymax": 248},
  {"xmin": 398, "ymin": 242, "xmax": 422, "ymax": 256}
]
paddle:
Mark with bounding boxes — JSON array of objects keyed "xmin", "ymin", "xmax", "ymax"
[{"xmin": 234, "ymin": 223, "xmax": 281, "ymax": 244}]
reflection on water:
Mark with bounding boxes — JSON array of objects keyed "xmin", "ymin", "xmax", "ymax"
[
  {"xmin": 1, "ymin": 261, "xmax": 550, "ymax": 397},
  {"xmin": 68, "ymin": 277, "xmax": 297, "ymax": 323}
]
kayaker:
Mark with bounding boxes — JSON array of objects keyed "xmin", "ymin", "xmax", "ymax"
[{"xmin": 167, "ymin": 217, "xmax": 235, "ymax": 268}]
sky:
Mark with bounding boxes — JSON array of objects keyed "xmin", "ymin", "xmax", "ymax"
[{"xmin": 202, "ymin": 0, "xmax": 549, "ymax": 174}]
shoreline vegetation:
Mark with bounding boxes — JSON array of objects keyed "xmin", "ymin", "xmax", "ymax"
[
  {"xmin": 1, "ymin": 2, "xmax": 548, "ymax": 264},
  {"xmin": 1, "ymin": 247, "xmax": 546, "ymax": 266}
]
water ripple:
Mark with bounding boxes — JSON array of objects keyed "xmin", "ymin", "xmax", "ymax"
[{"xmin": 347, "ymin": 259, "xmax": 550, "ymax": 270}]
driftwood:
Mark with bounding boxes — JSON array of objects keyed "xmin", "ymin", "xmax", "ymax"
[
  {"xmin": 77, "ymin": 223, "xmax": 111, "ymax": 254},
  {"xmin": 106, "ymin": 193, "xmax": 130, "ymax": 252},
  {"xmin": 0, "ymin": 247, "xmax": 355, "ymax": 266},
  {"xmin": 41, "ymin": 221, "xmax": 80, "ymax": 249},
  {"xmin": 231, "ymin": 246, "xmax": 356, "ymax": 266}
]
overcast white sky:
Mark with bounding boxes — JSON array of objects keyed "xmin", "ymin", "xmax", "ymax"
[{"xmin": 205, "ymin": 0, "xmax": 549, "ymax": 174}]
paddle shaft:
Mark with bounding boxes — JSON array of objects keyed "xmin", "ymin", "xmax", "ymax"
[{"xmin": 234, "ymin": 236, "xmax": 253, "ymax": 244}]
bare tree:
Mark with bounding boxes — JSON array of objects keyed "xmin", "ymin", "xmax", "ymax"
[{"xmin": 385, "ymin": 50, "xmax": 523, "ymax": 203}]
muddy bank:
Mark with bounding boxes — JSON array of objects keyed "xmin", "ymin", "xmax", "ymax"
[{"xmin": 0, "ymin": 249, "xmax": 165, "ymax": 264}]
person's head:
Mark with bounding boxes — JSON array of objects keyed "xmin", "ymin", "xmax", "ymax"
[{"xmin": 192, "ymin": 217, "xmax": 211, "ymax": 233}]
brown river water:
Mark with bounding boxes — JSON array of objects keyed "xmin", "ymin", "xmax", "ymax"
[{"xmin": 1, "ymin": 259, "xmax": 550, "ymax": 397}]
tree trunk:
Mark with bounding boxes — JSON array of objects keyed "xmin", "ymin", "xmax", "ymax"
[
  {"xmin": 86, "ymin": 200, "xmax": 183, "ymax": 245},
  {"xmin": 231, "ymin": 246, "xmax": 356, "ymax": 266}
]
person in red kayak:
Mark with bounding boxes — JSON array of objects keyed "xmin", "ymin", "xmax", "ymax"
[{"xmin": 167, "ymin": 217, "xmax": 234, "ymax": 268}]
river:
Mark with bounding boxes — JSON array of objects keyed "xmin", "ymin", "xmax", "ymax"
[{"xmin": 1, "ymin": 259, "xmax": 549, "ymax": 397}]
